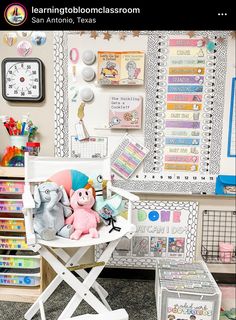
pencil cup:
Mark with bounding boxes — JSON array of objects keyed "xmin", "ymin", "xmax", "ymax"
[
  {"xmin": 219, "ymin": 242, "xmax": 234, "ymax": 263},
  {"xmin": 9, "ymin": 136, "xmax": 28, "ymax": 148}
]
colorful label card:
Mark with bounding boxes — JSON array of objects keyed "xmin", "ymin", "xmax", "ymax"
[{"xmin": 111, "ymin": 135, "xmax": 149, "ymax": 179}]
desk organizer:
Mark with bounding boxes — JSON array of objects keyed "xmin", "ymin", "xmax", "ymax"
[
  {"xmin": 0, "ymin": 254, "xmax": 40, "ymax": 269},
  {"xmin": 0, "ymin": 199, "xmax": 23, "ymax": 213},
  {"xmin": 155, "ymin": 259, "xmax": 221, "ymax": 320},
  {"xmin": 0, "ymin": 272, "xmax": 40, "ymax": 286},
  {"xmin": 0, "ymin": 180, "xmax": 24, "ymax": 194},
  {"xmin": 0, "ymin": 218, "xmax": 25, "ymax": 232},
  {"xmin": 0, "ymin": 236, "xmax": 28, "ymax": 250}
]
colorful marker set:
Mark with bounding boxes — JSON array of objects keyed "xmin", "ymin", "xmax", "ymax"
[
  {"xmin": 0, "ymin": 180, "xmax": 24, "ymax": 194},
  {"xmin": 0, "ymin": 236, "xmax": 28, "ymax": 250},
  {"xmin": 0, "ymin": 218, "xmax": 25, "ymax": 232},
  {"xmin": 0, "ymin": 200, "xmax": 23, "ymax": 212},
  {"xmin": 0, "ymin": 273, "xmax": 40, "ymax": 286},
  {"xmin": 0, "ymin": 255, "xmax": 40, "ymax": 269},
  {"xmin": 0, "ymin": 115, "xmax": 37, "ymax": 138}
]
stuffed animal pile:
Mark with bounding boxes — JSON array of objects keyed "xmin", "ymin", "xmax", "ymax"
[{"xmin": 33, "ymin": 170, "xmax": 124, "ymax": 241}]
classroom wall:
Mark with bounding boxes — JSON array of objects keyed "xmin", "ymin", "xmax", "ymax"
[
  {"xmin": 1, "ymin": 31, "xmax": 235, "ymax": 174},
  {"xmin": 0, "ymin": 31, "xmax": 235, "ymax": 273},
  {"xmin": 0, "ymin": 31, "xmax": 55, "ymax": 157}
]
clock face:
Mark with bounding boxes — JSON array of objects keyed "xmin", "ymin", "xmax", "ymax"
[{"xmin": 2, "ymin": 58, "xmax": 44, "ymax": 101}]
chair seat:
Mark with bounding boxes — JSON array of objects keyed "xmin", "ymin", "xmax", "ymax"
[{"xmin": 38, "ymin": 216, "xmax": 136, "ymax": 248}]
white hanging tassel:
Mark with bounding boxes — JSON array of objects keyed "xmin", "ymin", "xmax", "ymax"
[
  {"xmin": 75, "ymin": 120, "xmax": 90, "ymax": 141},
  {"xmin": 75, "ymin": 102, "xmax": 90, "ymax": 141}
]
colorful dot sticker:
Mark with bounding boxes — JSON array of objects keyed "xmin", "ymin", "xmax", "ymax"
[
  {"xmin": 206, "ymin": 41, "xmax": 216, "ymax": 52},
  {"xmin": 31, "ymin": 31, "xmax": 46, "ymax": 46},
  {"xmin": 137, "ymin": 210, "xmax": 147, "ymax": 222},
  {"xmin": 3, "ymin": 32, "xmax": 17, "ymax": 47},
  {"xmin": 148, "ymin": 210, "xmax": 159, "ymax": 221},
  {"xmin": 17, "ymin": 40, "xmax": 32, "ymax": 56}
]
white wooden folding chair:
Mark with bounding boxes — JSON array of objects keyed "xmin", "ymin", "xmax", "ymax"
[{"xmin": 22, "ymin": 153, "xmax": 139, "ymax": 320}]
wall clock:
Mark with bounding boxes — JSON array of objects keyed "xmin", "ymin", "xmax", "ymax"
[{"xmin": 1, "ymin": 58, "xmax": 45, "ymax": 102}]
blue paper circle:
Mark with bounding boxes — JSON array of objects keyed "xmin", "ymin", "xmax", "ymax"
[
  {"xmin": 24, "ymin": 276, "xmax": 31, "ymax": 284},
  {"xmin": 148, "ymin": 210, "xmax": 159, "ymax": 221}
]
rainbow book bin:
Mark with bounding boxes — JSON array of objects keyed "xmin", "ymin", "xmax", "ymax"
[
  {"xmin": 0, "ymin": 180, "xmax": 24, "ymax": 194},
  {"xmin": 0, "ymin": 236, "xmax": 28, "ymax": 250},
  {"xmin": 0, "ymin": 199, "xmax": 23, "ymax": 212},
  {"xmin": 0, "ymin": 254, "xmax": 40, "ymax": 269},
  {"xmin": 0, "ymin": 218, "xmax": 25, "ymax": 232},
  {"xmin": 0, "ymin": 273, "xmax": 40, "ymax": 286}
]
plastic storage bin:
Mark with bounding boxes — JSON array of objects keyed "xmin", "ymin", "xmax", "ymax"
[
  {"xmin": 155, "ymin": 259, "xmax": 221, "ymax": 320},
  {"xmin": 0, "ymin": 272, "xmax": 40, "ymax": 286},
  {"xmin": 0, "ymin": 236, "xmax": 28, "ymax": 250},
  {"xmin": 0, "ymin": 180, "xmax": 24, "ymax": 194},
  {"xmin": 0, "ymin": 218, "xmax": 25, "ymax": 232},
  {"xmin": 26, "ymin": 142, "xmax": 40, "ymax": 156},
  {"xmin": 0, "ymin": 199, "xmax": 23, "ymax": 213},
  {"xmin": 0, "ymin": 254, "xmax": 40, "ymax": 269}
]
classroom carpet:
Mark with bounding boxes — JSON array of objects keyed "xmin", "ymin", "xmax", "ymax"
[
  {"xmin": 0, "ymin": 280, "xmax": 235, "ymax": 320},
  {"xmin": 0, "ymin": 278, "xmax": 157, "ymax": 320}
]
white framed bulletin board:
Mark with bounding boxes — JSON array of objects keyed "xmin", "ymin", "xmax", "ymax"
[{"xmin": 53, "ymin": 31, "xmax": 235, "ymax": 194}]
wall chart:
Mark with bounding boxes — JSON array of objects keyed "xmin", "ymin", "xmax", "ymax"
[{"xmin": 96, "ymin": 200, "xmax": 198, "ymax": 269}]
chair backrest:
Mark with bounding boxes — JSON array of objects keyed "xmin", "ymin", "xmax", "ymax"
[{"xmin": 24, "ymin": 153, "xmax": 111, "ymax": 184}]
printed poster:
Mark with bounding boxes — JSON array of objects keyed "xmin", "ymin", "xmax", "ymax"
[
  {"xmin": 167, "ymin": 298, "xmax": 214, "ymax": 320},
  {"xmin": 96, "ymin": 201, "xmax": 198, "ymax": 268}
]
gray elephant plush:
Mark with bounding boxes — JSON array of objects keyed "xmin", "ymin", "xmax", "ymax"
[{"xmin": 33, "ymin": 182, "xmax": 74, "ymax": 240}]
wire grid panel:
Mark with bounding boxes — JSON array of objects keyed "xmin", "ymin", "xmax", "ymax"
[{"xmin": 201, "ymin": 210, "xmax": 236, "ymax": 263}]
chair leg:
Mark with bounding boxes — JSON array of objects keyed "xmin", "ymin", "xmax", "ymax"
[
  {"xmin": 54, "ymin": 248, "xmax": 109, "ymax": 299},
  {"xmin": 24, "ymin": 276, "xmax": 62, "ymax": 320},
  {"xmin": 58, "ymin": 239, "xmax": 120, "ymax": 319},
  {"xmin": 39, "ymin": 299, "xmax": 46, "ymax": 320},
  {"xmin": 25, "ymin": 247, "xmax": 90, "ymax": 320},
  {"xmin": 92, "ymin": 285, "xmax": 112, "ymax": 311},
  {"xmin": 78, "ymin": 269, "xmax": 108, "ymax": 299},
  {"xmin": 39, "ymin": 246, "xmax": 109, "ymax": 314}
]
